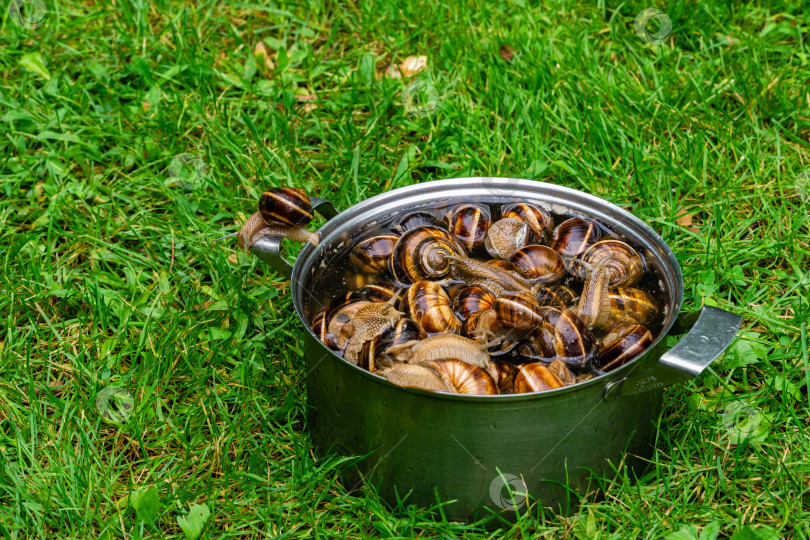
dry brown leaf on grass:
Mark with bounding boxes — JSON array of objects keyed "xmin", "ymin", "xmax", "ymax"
[
  {"xmin": 385, "ymin": 55, "xmax": 428, "ymax": 78},
  {"xmin": 499, "ymin": 45, "xmax": 515, "ymax": 62},
  {"xmin": 253, "ymin": 42, "xmax": 275, "ymax": 76},
  {"xmin": 676, "ymin": 211, "xmax": 701, "ymax": 232}
]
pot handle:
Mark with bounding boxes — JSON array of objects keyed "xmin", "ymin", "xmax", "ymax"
[
  {"xmin": 248, "ymin": 197, "xmax": 340, "ymax": 279},
  {"xmin": 602, "ymin": 305, "xmax": 742, "ymax": 401}
]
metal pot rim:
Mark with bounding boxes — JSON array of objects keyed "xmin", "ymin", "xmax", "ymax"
[{"xmin": 290, "ymin": 177, "xmax": 684, "ymax": 401}]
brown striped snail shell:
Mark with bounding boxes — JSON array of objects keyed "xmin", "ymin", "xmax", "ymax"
[
  {"xmin": 377, "ymin": 362, "xmax": 452, "ymax": 393},
  {"xmin": 536, "ymin": 306, "xmax": 595, "ymax": 367},
  {"xmin": 514, "ymin": 326, "xmax": 557, "ymax": 363},
  {"xmin": 452, "ymin": 286, "xmax": 496, "ymax": 321},
  {"xmin": 509, "ymin": 245, "xmax": 566, "ymax": 283},
  {"xmin": 390, "ymin": 226, "xmax": 466, "ymax": 284},
  {"xmin": 595, "ymin": 323, "xmax": 653, "ymax": 372},
  {"xmin": 535, "ymin": 284, "xmax": 576, "ymax": 308},
  {"xmin": 502, "ymin": 203, "xmax": 553, "ymax": 243},
  {"xmin": 402, "ymin": 280, "xmax": 462, "ymax": 334},
  {"xmin": 579, "ymin": 240, "xmax": 643, "ymax": 287},
  {"xmin": 462, "ymin": 308, "xmax": 499, "ymax": 340},
  {"xmin": 357, "ymin": 281, "xmax": 401, "ymax": 304},
  {"xmin": 484, "ymin": 217, "xmax": 528, "ymax": 259},
  {"xmin": 311, "ymin": 309, "xmax": 340, "ymax": 350},
  {"xmin": 444, "ymin": 204, "xmax": 492, "ymax": 253},
  {"xmin": 393, "ymin": 210, "xmax": 443, "ymax": 233},
  {"xmin": 349, "ymin": 234, "xmax": 399, "ymax": 274},
  {"xmin": 492, "ymin": 291, "xmax": 542, "ymax": 331},
  {"xmin": 258, "ymin": 187, "xmax": 313, "ymax": 227},
  {"xmin": 358, "ymin": 318, "xmax": 427, "ymax": 372},
  {"xmin": 608, "ymin": 287, "xmax": 658, "ymax": 326},
  {"xmin": 426, "ymin": 359, "xmax": 499, "ymax": 395},
  {"xmin": 551, "ymin": 217, "xmax": 602, "ymax": 257},
  {"xmin": 513, "ymin": 363, "xmax": 565, "ymax": 393}
]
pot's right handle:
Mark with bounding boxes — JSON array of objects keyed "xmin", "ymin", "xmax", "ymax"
[
  {"xmin": 248, "ymin": 197, "xmax": 340, "ymax": 278},
  {"xmin": 603, "ymin": 305, "xmax": 742, "ymax": 401}
]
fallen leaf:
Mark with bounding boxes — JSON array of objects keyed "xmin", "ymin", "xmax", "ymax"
[
  {"xmin": 676, "ymin": 212, "xmax": 694, "ymax": 227},
  {"xmin": 499, "ymin": 45, "xmax": 515, "ymax": 62},
  {"xmin": 398, "ymin": 55, "xmax": 427, "ymax": 77}
]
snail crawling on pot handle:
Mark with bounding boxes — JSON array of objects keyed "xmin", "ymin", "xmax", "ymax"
[{"xmin": 217, "ymin": 187, "xmax": 320, "ymax": 250}]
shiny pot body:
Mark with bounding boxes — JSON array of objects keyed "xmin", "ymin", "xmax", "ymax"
[{"xmin": 251, "ymin": 178, "xmax": 741, "ymax": 521}]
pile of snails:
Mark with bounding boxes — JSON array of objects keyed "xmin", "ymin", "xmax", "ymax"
[
  {"xmin": 311, "ymin": 200, "xmax": 660, "ymax": 395},
  {"xmin": 225, "ymin": 188, "xmax": 660, "ymax": 396}
]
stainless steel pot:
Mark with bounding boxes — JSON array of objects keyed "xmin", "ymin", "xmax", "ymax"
[{"xmin": 248, "ymin": 178, "xmax": 741, "ymax": 522}]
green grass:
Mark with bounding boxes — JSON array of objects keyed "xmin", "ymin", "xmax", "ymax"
[{"xmin": 1, "ymin": 0, "xmax": 809, "ymax": 537}]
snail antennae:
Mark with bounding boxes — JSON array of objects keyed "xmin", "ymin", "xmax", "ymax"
[{"xmin": 215, "ymin": 231, "xmax": 240, "ymax": 242}]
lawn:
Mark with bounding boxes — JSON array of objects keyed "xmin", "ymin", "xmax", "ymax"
[{"xmin": 1, "ymin": 0, "xmax": 809, "ymax": 538}]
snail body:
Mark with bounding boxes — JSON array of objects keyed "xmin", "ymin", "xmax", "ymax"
[
  {"xmin": 232, "ymin": 187, "xmax": 319, "ymax": 249},
  {"xmin": 386, "ymin": 333, "xmax": 491, "ymax": 369},
  {"xmin": 358, "ymin": 318, "xmax": 426, "ymax": 372},
  {"xmin": 342, "ymin": 303, "xmax": 404, "ymax": 364},
  {"xmin": 447, "ymin": 256, "xmax": 532, "ymax": 296},
  {"xmin": 485, "ymin": 217, "xmax": 528, "ymax": 259},
  {"xmin": 574, "ymin": 255, "xmax": 617, "ymax": 329}
]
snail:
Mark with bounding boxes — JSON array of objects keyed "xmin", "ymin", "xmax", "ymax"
[
  {"xmin": 389, "ymin": 226, "xmax": 466, "ymax": 284},
  {"xmin": 326, "ymin": 299, "xmax": 373, "ymax": 350},
  {"xmin": 573, "ymin": 254, "xmax": 618, "ymax": 329},
  {"xmin": 551, "ymin": 217, "xmax": 601, "ymax": 256},
  {"xmin": 451, "ymin": 286, "xmax": 496, "ymax": 322},
  {"xmin": 357, "ymin": 281, "xmax": 402, "ymax": 304},
  {"xmin": 341, "ymin": 303, "xmax": 404, "ymax": 364},
  {"xmin": 484, "ymin": 217, "xmax": 528, "ymax": 259},
  {"xmin": 486, "ymin": 259, "xmax": 527, "ymax": 276},
  {"xmin": 492, "ymin": 291, "xmax": 543, "ymax": 331},
  {"xmin": 444, "ymin": 204, "xmax": 492, "ymax": 253},
  {"xmin": 533, "ymin": 306, "xmax": 595, "ymax": 368},
  {"xmin": 425, "ymin": 359, "xmax": 498, "ymax": 395},
  {"xmin": 547, "ymin": 359, "xmax": 576, "ymax": 385},
  {"xmin": 377, "ymin": 363, "xmax": 452, "ymax": 393},
  {"xmin": 595, "ymin": 323, "xmax": 652, "ymax": 372},
  {"xmin": 491, "ymin": 361, "xmax": 518, "ymax": 394},
  {"xmin": 447, "ymin": 255, "xmax": 533, "ymax": 296},
  {"xmin": 578, "ymin": 240, "xmax": 643, "ymax": 287},
  {"xmin": 608, "ymin": 287, "xmax": 658, "ymax": 326},
  {"xmin": 310, "ymin": 309, "xmax": 340, "ymax": 350},
  {"xmin": 501, "ymin": 203, "xmax": 553, "ymax": 243},
  {"xmin": 535, "ymin": 284, "xmax": 576, "ymax": 308},
  {"xmin": 393, "ymin": 210, "xmax": 443, "ymax": 233},
  {"xmin": 349, "ymin": 234, "xmax": 400, "ymax": 275},
  {"xmin": 401, "ymin": 281, "xmax": 462, "ymax": 334},
  {"xmin": 385, "ymin": 333, "xmax": 493, "ymax": 371},
  {"xmin": 358, "ymin": 318, "xmax": 426, "ymax": 372},
  {"xmin": 509, "ymin": 245, "xmax": 566, "ymax": 284},
  {"xmin": 221, "ymin": 187, "xmax": 320, "ymax": 250},
  {"xmin": 513, "ymin": 363, "xmax": 565, "ymax": 393}
]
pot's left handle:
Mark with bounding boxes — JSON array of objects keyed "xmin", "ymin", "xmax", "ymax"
[{"xmin": 248, "ymin": 197, "xmax": 340, "ymax": 279}]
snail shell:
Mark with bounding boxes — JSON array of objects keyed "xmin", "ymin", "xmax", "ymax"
[
  {"xmin": 349, "ymin": 234, "xmax": 399, "ymax": 274},
  {"xmin": 452, "ymin": 286, "xmax": 496, "ymax": 322},
  {"xmin": 509, "ymin": 245, "xmax": 565, "ymax": 283},
  {"xmin": 444, "ymin": 204, "xmax": 492, "ymax": 253},
  {"xmin": 358, "ymin": 318, "xmax": 426, "ymax": 372},
  {"xmin": 390, "ymin": 226, "xmax": 465, "ymax": 284},
  {"xmin": 484, "ymin": 217, "xmax": 528, "ymax": 259},
  {"xmin": 357, "ymin": 281, "xmax": 402, "ymax": 304},
  {"xmin": 551, "ymin": 217, "xmax": 602, "ymax": 256},
  {"xmin": 595, "ymin": 323, "xmax": 653, "ymax": 372},
  {"xmin": 514, "ymin": 326, "xmax": 557, "ymax": 363},
  {"xmin": 486, "ymin": 259, "xmax": 527, "ymax": 276},
  {"xmin": 502, "ymin": 203, "xmax": 553, "ymax": 243},
  {"xmin": 579, "ymin": 240, "xmax": 643, "ymax": 287},
  {"xmin": 311, "ymin": 309, "xmax": 340, "ymax": 350},
  {"xmin": 535, "ymin": 284, "xmax": 576, "ymax": 308},
  {"xmin": 258, "ymin": 187, "xmax": 313, "ymax": 227},
  {"xmin": 402, "ymin": 281, "xmax": 462, "ymax": 334},
  {"xmin": 608, "ymin": 287, "xmax": 658, "ymax": 326},
  {"xmin": 513, "ymin": 363, "xmax": 564, "ymax": 393},
  {"xmin": 426, "ymin": 359, "xmax": 498, "ymax": 395},
  {"xmin": 462, "ymin": 308, "xmax": 499, "ymax": 340},
  {"xmin": 492, "ymin": 292, "xmax": 542, "ymax": 331},
  {"xmin": 492, "ymin": 361, "xmax": 518, "ymax": 394},
  {"xmin": 393, "ymin": 211, "xmax": 443, "ymax": 233},
  {"xmin": 536, "ymin": 306, "xmax": 595, "ymax": 367}
]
